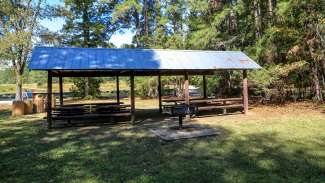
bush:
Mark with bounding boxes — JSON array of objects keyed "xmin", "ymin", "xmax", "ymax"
[
  {"xmin": 135, "ymin": 77, "xmax": 157, "ymax": 97},
  {"xmin": 70, "ymin": 77, "xmax": 103, "ymax": 98}
]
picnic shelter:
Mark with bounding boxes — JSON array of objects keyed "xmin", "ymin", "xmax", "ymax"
[{"xmin": 29, "ymin": 47, "xmax": 261, "ymax": 128}]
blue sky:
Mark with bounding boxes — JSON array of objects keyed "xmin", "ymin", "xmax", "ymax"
[{"xmin": 40, "ymin": 0, "xmax": 133, "ymax": 47}]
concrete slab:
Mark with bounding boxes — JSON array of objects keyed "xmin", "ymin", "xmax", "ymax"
[{"xmin": 150, "ymin": 124, "xmax": 221, "ymax": 141}]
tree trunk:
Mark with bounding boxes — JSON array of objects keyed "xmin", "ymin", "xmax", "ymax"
[
  {"xmin": 15, "ymin": 68, "xmax": 23, "ymax": 101},
  {"xmin": 82, "ymin": 3, "xmax": 90, "ymax": 96},
  {"xmin": 268, "ymin": 0, "xmax": 274, "ymax": 24},
  {"xmin": 228, "ymin": 9, "xmax": 236, "ymax": 35},
  {"xmin": 175, "ymin": 76, "xmax": 183, "ymax": 97},
  {"xmin": 134, "ymin": 11, "xmax": 141, "ymax": 48},
  {"xmin": 143, "ymin": 0, "xmax": 149, "ymax": 46},
  {"xmin": 311, "ymin": 62, "xmax": 323, "ymax": 101},
  {"xmin": 147, "ymin": 78, "xmax": 152, "ymax": 97},
  {"xmin": 84, "ymin": 77, "xmax": 90, "ymax": 97},
  {"xmin": 299, "ymin": 73, "xmax": 304, "ymax": 99},
  {"xmin": 171, "ymin": 0, "xmax": 179, "ymax": 34},
  {"xmin": 253, "ymin": 0, "xmax": 262, "ymax": 39},
  {"xmin": 320, "ymin": 72, "xmax": 325, "ymax": 95},
  {"xmin": 320, "ymin": 60, "xmax": 325, "ymax": 91},
  {"xmin": 224, "ymin": 71, "xmax": 231, "ymax": 97},
  {"xmin": 216, "ymin": 71, "xmax": 231, "ymax": 98},
  {"xmin": 82, "ymin": 4, "xmax": 90, "ymax": 47},
  {"xmin": 307, "ymin": 37, "xmax": 323, "ymax": 101}
]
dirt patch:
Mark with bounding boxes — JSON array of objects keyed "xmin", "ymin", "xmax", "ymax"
[
  {"xmin": 150, "ymin": 124, "xmax": 222, "ymax": 141},
  {"xmin": 192, "ymin": 101, "xmax": 325, "ymax": 126},
  {"xmin": 249, "ymin": 101, "xmax": 322, "ymax": 117},
  {"xmin": 0, "ymin": 104, "xmax": 11, "ymax": 111}
]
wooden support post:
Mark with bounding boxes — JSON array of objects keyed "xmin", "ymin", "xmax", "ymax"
[
  {"xmin": 59, "ymin": 76, "xmax": 63, "ymax": 106},
  {"xmin": 223, "ymin": 101, "xmax": 227, "ymax": 114},
  {"xmin": 116, "ymin": 75, "xmax": 120, "ymax": 104},
  {"xmin": 223, "ymin": 108, "xmax": 227, "ymax": 114},
  {"xmin": 130, "ymin": 72, "xmax": 135, "ymax": 124},
  {"xmin": 47, "ymin": 71, "xmax": 53, "ymax": 129},
  {"xmin": 184, "ymin": 72, "xmax": 190, "ymax": 106},
  {"xmin": 178, "ymin": 116, "xmax": 183, "ymax": 129},
  {"xmin": 158, "ymin": 74, "xmax": 162, "ymax": 113},
  {"xmin": 243, "ymin": 70, "xmax": 249, "ymax": 114},
  {"xmin": 203, "ymin": 75, "xmax": 207, "ymax": 98},
  {"xmin": 184, "ymin": 72, "xmax": 190, "ymax": 119}
]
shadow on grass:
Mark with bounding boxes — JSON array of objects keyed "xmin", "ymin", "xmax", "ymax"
[
  {"xmin": 50, "ymin": 109, "xmax": 164, "ymax": 129},
  {"xmin": 40, "ymin": 108, "xmax": 244, "ymax": 129},
  {"xmin": 0, "ymin": 109, "xmax": 324, "ymax": 183},
  {"xmin": 0, "ymin": 109, "xmax": 11, "ymax": 121}
]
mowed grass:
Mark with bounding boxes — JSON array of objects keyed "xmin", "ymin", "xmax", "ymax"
[{"xmin": 0, "ymin": 102, "xmax": 324, "ymax": 183}]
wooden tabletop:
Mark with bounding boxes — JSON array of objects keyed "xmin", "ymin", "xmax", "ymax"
[
  {"xmin": 96, "ymin": 104, "xmax": 131, "ymax": 108},
  {"xmin": 162, "ymin": 97, "xmax": 243, "ymax": 103},
  {"xmin": 63, "ymin": 102, "xmax": 124, "ymax": 107},
  {"xmin": 56, "ymin": 103, "xmax": 130, "ymax": 111},
  {"xmin": 162, "ymin": 97, "xmax": 202, "ymax": 102}
]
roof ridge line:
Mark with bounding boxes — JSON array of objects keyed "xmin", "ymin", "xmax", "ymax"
[{"xmin": 34, "ymin": 46, "xmax": 242, "ymax": 53}]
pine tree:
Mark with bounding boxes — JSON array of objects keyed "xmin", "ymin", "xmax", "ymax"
[{"xmin": 59, "ymin": 0, "xmax": 120, "ymax": 97}]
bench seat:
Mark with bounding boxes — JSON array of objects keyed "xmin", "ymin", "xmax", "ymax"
[
  {"xmin": 52, "ymin": 112, "xmax": 132, "ymax": 120},
  {"xmin": 198, "ymin": 104, "xmax": 243, "ymax": 111}
]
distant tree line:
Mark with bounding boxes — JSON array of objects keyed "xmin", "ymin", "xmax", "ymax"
[{"xmin": 0, "ymin": 0, "xmax": 324, "ymax": 102}]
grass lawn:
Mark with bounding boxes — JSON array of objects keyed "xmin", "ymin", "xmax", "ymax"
[{"xmin": 0, "ymin": 101, "xmax": 324, "ymax": 183}]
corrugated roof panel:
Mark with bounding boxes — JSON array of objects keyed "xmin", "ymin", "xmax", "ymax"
[
  {"xmin": 79, "ymin": 49, "xmax": 85, "ymax": 69},
  {"xmin": 197, "ymin": 52, "xmax": 215, "ymax": 69},
  {"xmin": 128, "ymin": 49, "xmax": 138, "ymax": 69},
  {"xmin": 38, "ymin": 48, "xmax": 50, "ymax": 69},
  {"xmin": 52, "ymin": 48, "xmax": 65, "ymax": 69},
  {"xmin": 47, "ymin": 49, "xmax": 56, "ymax": 69},
  {"xmin": 64, "ymin": 48, "xmax": 73, "ymax": 69},
  {"xmin": 157, "ymin": 51, "xmax": 171, "ymax": 69},
  {"xmin": 176, "ymin": 51, "xmax": 189, "ymax": 69},
  {"xmin": 98, "ymin": 49, "xmax": 105, "ymax": 69},
  {"xmin": 28, "ymin": 47, "xmax": 261, "ymax": 70}
]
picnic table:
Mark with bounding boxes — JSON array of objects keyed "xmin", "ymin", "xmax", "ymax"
[
  {"xmin": 162, "ymin": 97, "xmax": 244, "ymax": 114},
  {"xmin": 162, "ymin": 97, "xmax": 242, "ymax": 103},
  {"xmin": 52, "ymin": 102, "xmax": 132, "ymax": 122}
]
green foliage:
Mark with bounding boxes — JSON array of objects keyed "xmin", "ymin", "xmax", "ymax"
[
  {"xmin": 187, "ymin": 0, "xmax": 325, "ymax": 101},
  {"xmin": 113, "ymin": 0, "xmax": 142, "ymax": 22},
  {"xmin": 135, "ymin": 76, "xmax": 157, "ymax": 97},
  {"xmin": 2, "ymin": 0, "xmax": 325, "ymax": 101},
  {"xmin": 70, "ymin": 77, "xmax": 102, "ymax": 98},
  {"xmin": 23, "ymin": 70, "xmax": 48, "ymax": 85},
  {"xmin": 58, "ymin": 0, "xmax": 124, "ymax": 97},
  {"xmin": 0, "ymin": 68, "xmax": 15, "ymax": 84},
  {"xmin": 0, "ymin": 0, "xmax": 43, "ymax": 100},
  {"xmin": 59, "ymin": 0, "xmax": 120, "ymax": 47},
  {"xmin": 190, "ymin": 75, "xmax": 220, "ymax": 97},
  {"xmin": 250, "ymin": 61, "xmax": 309, "ymax": 101}
]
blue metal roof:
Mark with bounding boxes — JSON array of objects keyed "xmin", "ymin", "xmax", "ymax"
[{"xmin": 29, "ymin": 47, "xmax": 261, "ymax": 70}]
